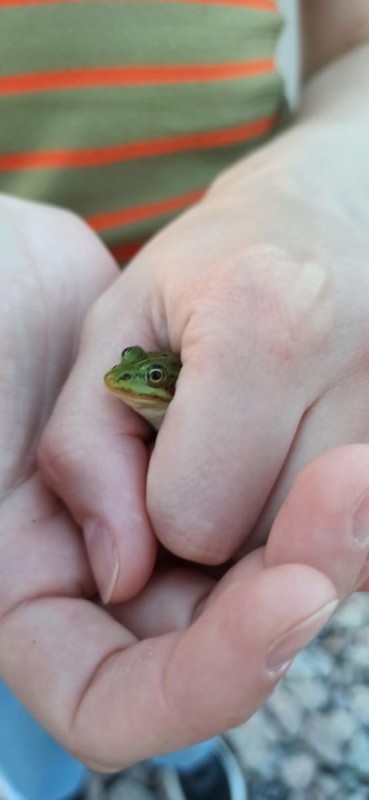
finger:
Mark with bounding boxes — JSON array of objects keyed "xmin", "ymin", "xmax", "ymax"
[
  {"xmin": 0, "ymin": 561, "xmax": 336, "ymax": 771},
  {"xmin": 112, "ymin": 548, "xmax": 265, "ymax": 638},
  {"xmin": 247, "ymin": 380, "xmax": 369, "ymax": 549},
  {"xmin": 147, "ymin": 243, "xmax": 330, "ymax": 563},
  {"xmin": 148, "ymin": 337, "xmax": 303, "ymax": 564},
  {"xmin": 0, "ymin": 474, "xmax": 95, "ymax": 610},
  {"xmin": 39, "ymin": 273, "xmax": 159, "ymax": 603},
  {"xmin": 111, "ymin": 567, "xmax": 215, "ymax": 637},
  {"xmin": 265, "ymin": 444, "xmax": 369, "ymax": 599}
]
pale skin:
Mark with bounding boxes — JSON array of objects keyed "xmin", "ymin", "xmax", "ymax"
[{"xmin": 1, "ymin": 1, "xmax": 369, "ymax": 772}]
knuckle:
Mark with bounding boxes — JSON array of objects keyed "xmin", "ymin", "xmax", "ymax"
[
  {"xmin": 245, "ymin": 248, "xmax": 300, "ymax": 366},
  {"xmin": 240, "ymin": 244, "xmax": 334, "ymax": 370},
  {"xmin": 239, "ymin": 244, "xmax": 334, "ymax": 373},
  {"xmin": 184, "ymin": 243, "xmax": 335, "ymax": 379},
  {"xmin": 38, "ymin": 419, "xmax": 79, "ymax": 494},
  {"xmin": 148, "ymin": 494, "xmax": 233, "ymax": 565}
]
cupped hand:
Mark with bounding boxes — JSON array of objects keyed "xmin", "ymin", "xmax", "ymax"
[
  {"xmin": 39, "ymin": 120, "xmax": 369, "ymax": 597},
  {"xmin": 6, "ymin": 433, "xmax": 369, "ymax": 769},
  {"xmin": 2, "ymin": 196, "xmax": 369, "ymax": 772},
  {"xmin": 0, "ymin": 194, "xmax": 157, "ymax": 596}
]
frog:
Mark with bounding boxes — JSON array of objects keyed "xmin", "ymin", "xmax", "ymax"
[{"xmin": 104, "ymin": 345, "xmax": 182, "ymax": 431}]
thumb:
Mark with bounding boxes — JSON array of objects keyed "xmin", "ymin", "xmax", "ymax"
[
  {"xmin": 0, "ymin": 562, "xmax": 336, "ymax": 769},
  {"xmin": 265, "ymin": 444, "xmax": 369, "ymax": 599}
]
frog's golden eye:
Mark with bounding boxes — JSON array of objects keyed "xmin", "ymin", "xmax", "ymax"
[{"xmin": 145, "ymin": 365, "xmax": 166, "ymax": 386}]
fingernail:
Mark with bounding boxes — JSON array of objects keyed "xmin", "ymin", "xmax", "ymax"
[
  {"xmin": 352, "ymin": 491, "xmax": 369, "ymax": 545},
  {"xmin": 354, "ymin": 551, "xmax": 369, "ymax": 592},
  {"xmin": 267, "ymin": 599, "xmax": 337, "ymax": 674},
  {"xmin": 83, "ymin": 519, "xmax": 119, "ymax": 604}
]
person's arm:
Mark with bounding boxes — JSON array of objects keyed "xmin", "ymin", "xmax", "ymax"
[{"xmin": 301, "ymin": 0, "xmax": 369, "ymax": 79}]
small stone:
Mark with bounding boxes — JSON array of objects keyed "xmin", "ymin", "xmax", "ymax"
[
  {"xmin": 287, "ymin": 653, "xmax": 316, "ymax": 680},
  {"xmin": 302, "ymin": 712, "xmax": 343, "ymax": 765},
  {"xmin": 290, "ymin": 678, "xmax": 328, "ymax": 712},
  {"xmin": 239, "ymin": 737, "xmax": 279, "ymax": 777},
  {"xmin": 329, "ymin": 687, "xmax": 350, "ymax": 711},
  {"xmin": 347, "ymin": 731, "xmax": 369, "ymax": 777},
  {"xmin": 323, "ymin": 633, "xmax": 346, "ymax": 656},
  {"xmin": 229, "ymin": 707, "xmax": 280, "ymax": 760},
  {"xmin": 280, "ymin": 752, "xmax": 315, "ymax": 790},
  {"xmin": 306, "ymin": 646, "xmax": 335, "ymax": 677},
  {"xmin": 339, "ymin": 766, "xmax": 366, "ymax": 793},
  {"xmin": 288, "ymin": 645, "xmax": 333, "ymax": 680},
  {"xmin": 324, "ymin": 709, "xmax": 356, "ymax": 743},
  {"xmin": 356, "ymin": 628, "xmax": 369, "ymax": 648},
  {"xmin": 316, "ymin": 772, "xmax": 342, "ymax": 797},
  {"xmin": 291, "ymin": 790, "xmax": 326, "ymax": 800},
  {"xmin": 267, "ymin": 684, "xmax": 305, "ymax": 736},
  {"xmin": 250, "ymin": 778, "xmax": 287, "ymax": 800},
  {"xmin": 349, "ymin": 793, "xmax": 369, "ymax": 800},
  {"xmin": 345, "ymin": 643, "xmax": 369, "ymax": 670},
  {"xmin": 349, "ymin": 685, "xmax": 369, "ymax": 725},
  {"xmin": 230, "ymin": 713, "xmax": 281, "ymax": 778},
  {"xmin": 333, "ymin": 596, "xmax": 369, "ymax": 629}
]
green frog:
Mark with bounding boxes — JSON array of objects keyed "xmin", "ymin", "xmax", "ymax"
[{"xmin": 104, "ymin": 345, "xmax": 182, "ymax": 431}]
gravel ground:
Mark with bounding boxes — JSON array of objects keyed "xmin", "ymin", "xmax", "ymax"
[{"xmin": 83, "ymin": 592, "xmax": 369, "ymax": 799}]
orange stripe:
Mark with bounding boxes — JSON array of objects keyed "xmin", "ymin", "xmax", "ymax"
[
  {"xmin": 0, "ymin": 114, "xmax": 277, "ymax": 172},
  {"xmin": 0, "ymin": 59, "xmax": 274, "ymax": 95},
  {"xmin": 89, "ymin": 188, "xmax": 204, "ymax": 231},
  {"xmin": 157, "ymin": 0, "xmax": 276, "ymax": 7},
  {"xmin": 110, "ymin": 239, "xmax": 146, "ymax": 263},
  {"xmin": 0, "ymin": 0, "xmax": 276, "ymax": 8}
]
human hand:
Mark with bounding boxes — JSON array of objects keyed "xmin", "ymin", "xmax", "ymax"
[
  {"xmin": 27, "ymin": 122, "xmax": 369, "ymax": 770},
  {"xmin": 4, "ymin": 130, "xmax": 369, "ymax": 769},
  {"xmin": 7, "ymin": 422, "xmax": 369, "ymax": 771},
  {"xmin": 0, "ymin": 194, "xmax": 117, "ymax": 495},
  {"xmin": 39, "ymin": 119, "xmax": 369, "ymax": 590}
]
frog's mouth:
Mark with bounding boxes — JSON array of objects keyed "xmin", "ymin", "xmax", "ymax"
[
  {"xmin": 110, "ymin": 387, "xmax": 169, "ymax": 408},
  {"xmin": 104, "ymin": 374, "xmax": 170, "ymax": 407},
  {"xmin": 104, "ymin": 373, "xmax": 171, "ymax": 431}
]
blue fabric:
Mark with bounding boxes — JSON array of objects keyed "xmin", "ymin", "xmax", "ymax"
[
  {"xmin": 0, "ymin": 681, "xmax": 218, "ymax": 799},
  {"xmin": 0, "ymin": 682, "xmax": 87, "ymax": 800}
]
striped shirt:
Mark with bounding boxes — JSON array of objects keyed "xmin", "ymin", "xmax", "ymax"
[{"xmin": 0, "ymin": 0, "xmax": 287, "ymax": 263}]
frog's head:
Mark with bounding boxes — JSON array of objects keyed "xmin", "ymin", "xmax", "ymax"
[{"xmin": 104, "ymin": 346, "xmax": 181, "ymax": 429}]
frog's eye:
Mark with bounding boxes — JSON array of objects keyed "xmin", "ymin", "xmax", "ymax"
[{"xmin": 145, "ymin": 365, "xmax": 166, "ymax": 386}]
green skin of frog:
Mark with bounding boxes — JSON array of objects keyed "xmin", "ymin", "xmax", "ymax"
[{"xmin": 104, "ymin": 346, "xmax": 182, "ymax": 431}]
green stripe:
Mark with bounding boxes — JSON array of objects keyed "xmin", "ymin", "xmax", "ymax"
[
  {"xmin": 0, "ymin": 127, "xmax": 281, "ymax": 246},
  {"xmin": 0, "ymin": 1, "xmax": 287, "ymax": 255},
  {"xmin": 0, "ymin": 82, "xmax": 284, "ymax": 215},
  {"xmin": 1, "ymin": 4, "xmax": 282, "ymax": 74},
  {"xmin": 0, "ymin": 72, "xmax": 283, "ymax": 153}
]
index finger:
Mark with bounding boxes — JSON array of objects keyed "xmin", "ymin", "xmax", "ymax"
[{"xmin": 39, "ymin": 271, "xmax": 158, "ymax": 603}]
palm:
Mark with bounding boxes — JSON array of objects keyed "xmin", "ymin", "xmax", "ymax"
[
  {"xmin": 0, "ymin": 196, "xmax": 127, "ymax": 767},
  {"xmin": 1, "ymin": 195, "xmax": 116, "ymax": 493}
]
